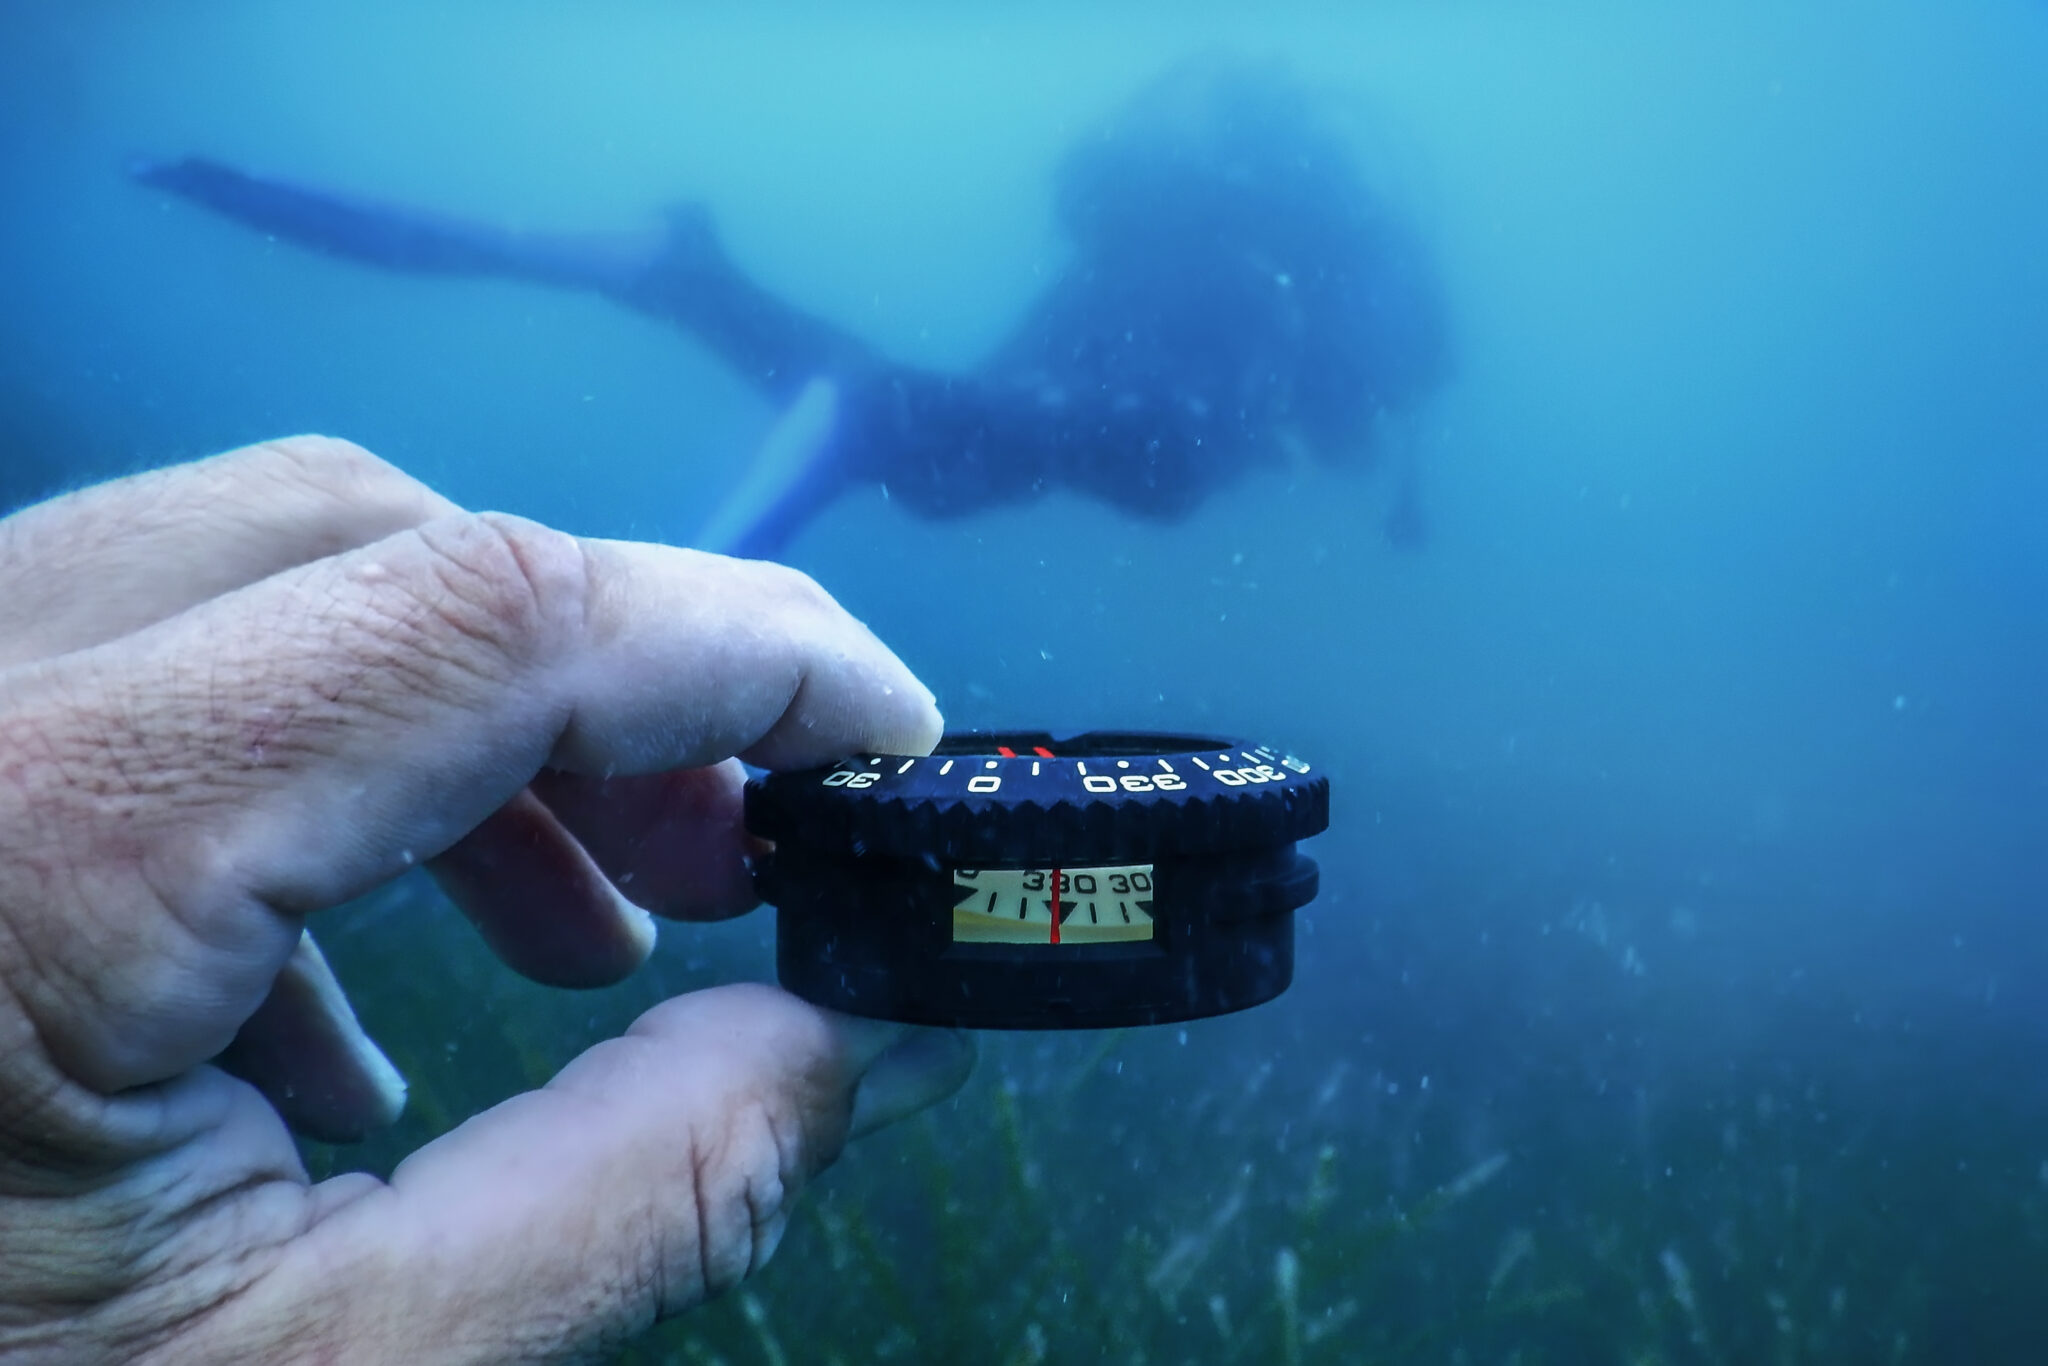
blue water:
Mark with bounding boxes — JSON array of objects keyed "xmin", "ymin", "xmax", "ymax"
[{"xmin": 6, "ymin": 2, "xmax": 2047, "ymax": 1359}]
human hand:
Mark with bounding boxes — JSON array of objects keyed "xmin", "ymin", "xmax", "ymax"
[{"xmin": 0, "ymin": 437, "xmax": 974, "ymax": 1363}]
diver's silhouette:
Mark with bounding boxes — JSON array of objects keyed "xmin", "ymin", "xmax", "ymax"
[{"xmin": 132, "ymin": 57, "xmax": 1451, "ymax": 559}]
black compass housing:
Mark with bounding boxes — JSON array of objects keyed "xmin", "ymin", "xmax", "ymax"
[{"xmin": 745, "ymin": 731, "xmax": 1328, "ymax": 1029}]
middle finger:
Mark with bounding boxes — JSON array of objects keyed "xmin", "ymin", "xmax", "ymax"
[{"xmin": 0, "ymin": 435, "xmax": 458, "ymax": 668}]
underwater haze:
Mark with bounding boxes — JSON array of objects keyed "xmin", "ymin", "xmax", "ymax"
[{"xmin": 6, "ymin": 1, "xmax": 2048, "ymax": 1361}]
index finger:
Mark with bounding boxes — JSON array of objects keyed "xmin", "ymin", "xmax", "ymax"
[{"xmin": 1, "ymin": 511, "xmax": 940, "ymax": 1098}]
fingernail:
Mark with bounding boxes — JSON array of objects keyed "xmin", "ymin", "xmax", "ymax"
[{"xmin": 848, "ymin": 1027, "xmax": 976, "ymax": 1139}]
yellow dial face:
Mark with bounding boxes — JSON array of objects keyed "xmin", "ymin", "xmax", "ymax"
[{"xmin": 950, "ymin": 865, "xmax": 1156, "ymax": 945}]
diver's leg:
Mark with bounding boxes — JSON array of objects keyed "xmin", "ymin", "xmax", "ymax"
[
  {"xmin": 133, "ymin": 156, "xmax": 893, "ymax": 411},
  {"xmin": 619, "ymin": 205, "xmax": 887, "ymax": 408},
  {"xmin": 130, "ymin": 156, "xmax": 661, "ymax": 294}
]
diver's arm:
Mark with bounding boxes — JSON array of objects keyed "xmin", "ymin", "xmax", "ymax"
[
  {"xmin": 130, "ymin": 156, "xmax": 662, "ymax": 294},
  {"xmin": 1381, "ymin": 445, "xmax": 1428, "ymax": 550}
]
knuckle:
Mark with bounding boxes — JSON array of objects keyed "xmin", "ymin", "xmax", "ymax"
[
  {"xmin": 245, "ymin": 436, "xmax": 445, "ymax": 535},
  {"xmin": 403, "ymin": 513, "xmax": 592, "ymax": 666},
  {"xmin": 251, "ymin": 434, "xmax": 391, "ymax": 487},
  {"xmin": 684, "ymin": 1097, "xmax": 802, "ymax": 1303},
  {"xmin": 748, "ymin": 560, "xmax": 837, "ymax": 618}
]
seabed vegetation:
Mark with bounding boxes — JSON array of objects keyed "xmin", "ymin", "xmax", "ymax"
[{"xmin": 310, "ymin": 870, "xmax": 2034, "ymax": 1366}]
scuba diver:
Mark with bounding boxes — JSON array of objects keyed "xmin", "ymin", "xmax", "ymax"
[{"xmin": 132, "ymin": 55, "xmax": 1452, "ymax": 560}]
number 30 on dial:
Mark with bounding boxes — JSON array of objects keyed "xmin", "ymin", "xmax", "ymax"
[{"xmin": 950, "ymin": 866, "xmax": 1156, "ymax": 945}]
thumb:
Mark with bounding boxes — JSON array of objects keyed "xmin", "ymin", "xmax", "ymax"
[{"xmin": 196, "ymin": 985, "xmax": 972, "ymax": 1364}]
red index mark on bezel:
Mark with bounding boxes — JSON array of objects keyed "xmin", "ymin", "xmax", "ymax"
[
  {"xmin": 1032, "ymin": 746, "xmax": 1056, "ymax": 758},
  {"xmin": 997, "ymin": 745, "xmax": 1017, "ymax": 758}
]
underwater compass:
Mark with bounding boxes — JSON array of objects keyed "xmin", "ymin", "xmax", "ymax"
[{"xmin": 745, "ymin": 731, "xmax": 1328, "ymax": 1029}]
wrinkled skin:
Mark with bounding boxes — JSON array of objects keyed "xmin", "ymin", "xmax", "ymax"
[{"xmin": 0, "ymin": 436, "xmax": 973, "ymax": 1364}]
